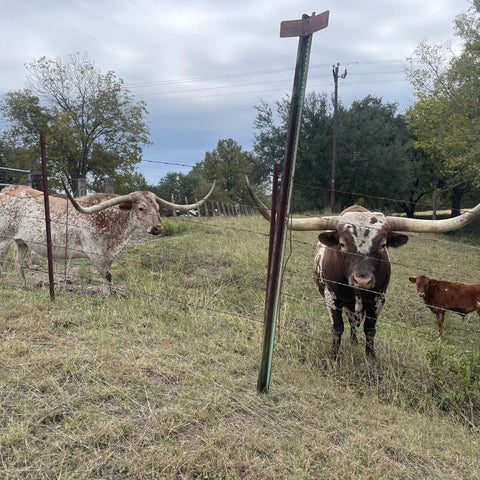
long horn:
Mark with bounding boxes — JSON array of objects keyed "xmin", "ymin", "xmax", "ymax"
[
  {"xmin": 246, "ymin": 175, "xmax": 340, "ymax": 230},
  {"xmin": 386, "ymin": 204, "xmax": 480, "ymax": 232},
  {"xmin": 62, "ymin": 178, "xmax": 134, "ymax": 214},
  {"xmin": 155, "ymin": 180, "xmax": 216, "ymax": 211}
]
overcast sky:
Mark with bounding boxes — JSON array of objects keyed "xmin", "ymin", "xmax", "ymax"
[{"xmin": 0, "ymin": 0, "xmax": 469, "ymax": 184}]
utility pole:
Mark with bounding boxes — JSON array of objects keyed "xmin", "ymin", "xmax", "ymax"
[{"xmin": 330, "ymin": 63, "xmax": 347, "ymax": 212}]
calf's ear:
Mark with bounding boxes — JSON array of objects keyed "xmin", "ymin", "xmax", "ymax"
[
  {"xmin": 387, "ymin": 232, "xmax": 409, "ymax": 248},
  {"xmin": 408, "ymin": 277, "xmax": 417, "ymax": 283},
  {"xmin": 318, "ymin": 231, "xmax": 339, "ymax": 247}
]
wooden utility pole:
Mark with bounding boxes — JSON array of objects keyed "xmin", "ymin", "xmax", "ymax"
[{"xmin": 330, "ymin": 63, "xmax": 347, "ymax": 212}]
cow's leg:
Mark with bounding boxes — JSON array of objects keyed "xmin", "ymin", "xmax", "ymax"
[
  {"xmin": 0, "ymin": 240, "xmax": 14, "ymax": 283},
  {"xmin": 346, "ymin": 309, "xmax": 363, "ymax": 346},
  {"xmin": 363, "ymin": 308, "xmax": 377, "ymax": 363},
  {"xmin": 330, "ymin": 308, "xmax": 344, "ymax": 361},
  {"xmin": 325, "ymin": 289, "xmax": 344, "ymax": 360},
  {"xmin": 0, "ymin": 239, "xmax": 13, "ymax": 275},
  {"xmin": 91, "ymin": 257, "xmax": 114, "ymax": 286},
  {"xmin": 14, "ymin": 239, "xmax": 29, "ymax": 285},
  {"xmin": 436, "ymin": 311, "xmax": 445, "ymax": 340}
]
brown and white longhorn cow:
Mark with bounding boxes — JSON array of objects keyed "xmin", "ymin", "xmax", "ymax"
[
  {"xmin": 409, "ymin": 275, "xmax": 480, "ymax": 339},
  {"xmin": 0, "ymin": 182, "xmax": 215, "ymax": 285},
  {"xmin": 246, "ymin": 176, "xmax": 480, "ymax": 362}
]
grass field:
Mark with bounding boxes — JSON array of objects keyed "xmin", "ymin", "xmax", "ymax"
[{"xmin": 1, "ymin": 214, "xmax": 480, "ymax": 479}]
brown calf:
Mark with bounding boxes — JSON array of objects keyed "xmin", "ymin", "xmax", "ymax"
[{"xmin": 409, "ymin": 275, "xmax": 480, "ymax": 339}]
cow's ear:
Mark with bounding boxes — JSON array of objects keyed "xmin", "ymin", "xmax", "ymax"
[
  {"xmin": 118, "ymin": 203, "xmax": 132, "ymax": 211},
  {"xmin": 387, "ymin": 232, "xmax": 408, "ymax": 248},
  {"xmin": 318, "ymin": 231, "xmax": 338, "ymax": 247},
  {"xmin": 408, "ymin": 277, "xmax": 417, "ymax": 283}
]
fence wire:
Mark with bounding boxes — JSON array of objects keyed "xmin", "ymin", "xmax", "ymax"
[{"xmin": 2, "ymin": 182, "xmax": 480, "ymax": 430}]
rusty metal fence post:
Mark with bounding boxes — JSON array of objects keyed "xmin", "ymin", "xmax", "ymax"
[
  {"xmin": 257, "ymin": 11, "xmax": 329, "ymax": 393},
  {"xmin": 39, "ymin": 132, "xmax": 55, "ymax": 301}
]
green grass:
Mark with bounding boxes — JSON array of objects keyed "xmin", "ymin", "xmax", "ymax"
[{"xmin": 1, "ymin": 215, "xmax": 480, "ymax": 479}]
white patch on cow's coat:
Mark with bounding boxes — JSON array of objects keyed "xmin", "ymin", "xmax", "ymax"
[
  {"xmin": 324, "ymin": 288, "xmax": 337, "ymax": 325},
  {"xmin": 345, "ymin": 308, "xmax": 363, "ymax": 327},
  {"xmin": 313, "ymin": 242, "xmax": 326, "ymax": 294},
  {"xmin": 340, "ymin": 211, "xmax": 389, "ymax": 255}
]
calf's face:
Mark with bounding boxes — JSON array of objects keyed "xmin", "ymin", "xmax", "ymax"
[{"xmin": 409, "ymin": 275, "xmax": 430, "ymax": 297}]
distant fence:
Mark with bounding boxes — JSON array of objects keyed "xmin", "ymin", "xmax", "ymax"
[{"xmin": 167, "ymin": 199, "xmax": 257, "ymax": 220}]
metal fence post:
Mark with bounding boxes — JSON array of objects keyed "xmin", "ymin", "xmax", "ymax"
[
  {"xmin": 257, "ymin": 11, "xmax": 329, "ymax": 393},
  {"xmin": 39, "ymin": 132, "xmax": 55, "ymax": 301}
]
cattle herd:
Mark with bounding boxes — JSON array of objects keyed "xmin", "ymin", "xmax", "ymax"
[
  {"xmin": 1, "ymin": 178, "xmax": 480, "ymax": 363},
  {"xmin": 246, "ymin": 176, "xmax": 480, "ymax": 362}
]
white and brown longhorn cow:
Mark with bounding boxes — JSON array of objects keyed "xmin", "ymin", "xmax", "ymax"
[
  {"xmin": 246, "ymin": 177, "xmax": 480, "ymax": 363},
  {"xmin": 0, "ymin": 182, "xmax": 215, "ymax": 285}
]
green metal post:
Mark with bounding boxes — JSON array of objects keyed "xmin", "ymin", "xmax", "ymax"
[{"xmin": 257, "ymin": 14, "xmax": 321, "ymax": 393}]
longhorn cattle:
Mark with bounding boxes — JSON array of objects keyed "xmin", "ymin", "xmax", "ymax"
[
  {"xmin": 409, "ymin": 275, "xmax": 480, "ymax": 339},
  {"xmin": 0, "ymin": 182, "xmax": 215, "ymax": 285},
  {"xmin": 246, "ymin": 176, "xmax": 480, "ymax": 362}
]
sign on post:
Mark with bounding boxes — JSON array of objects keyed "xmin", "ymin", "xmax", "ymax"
[{"xmin": 280, "ymin": 10, "xmax": 329, "ymax": 37}]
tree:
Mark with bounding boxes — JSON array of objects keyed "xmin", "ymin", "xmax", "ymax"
[
  {"xmin": 336, "ymin": 96, "xmax": 412, "ymax": 211},
  {"xmin": 0, "ymin": 53, "xmax": 151, "ymax": 193},
  {"xmin": 406, "ymin": 1, "xmax": 480, "ymax": 215},
  {"xmin": 252, "ymin": 99, "xmax": 288, "ymax": 184},
  {"xmin": 192, "ymin": 139, "xmax": 254, "ymax": 204},
  {"xmin": 253, "ymin": 93, "xmax": 412, "ymax": 213},
  {"xmin": 152, "ymin": 172, "xmax": 202, "ymax": 203},
  {"xmin": 253, "ymin": 92, "xmax": 334, "ymax": 211}
]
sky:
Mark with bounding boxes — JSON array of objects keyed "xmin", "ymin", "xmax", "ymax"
[{"xmin": 0, "ymin": 0, "xmax": 469, "ymax": 184}]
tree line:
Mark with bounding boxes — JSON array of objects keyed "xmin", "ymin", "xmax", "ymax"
[{"xmin": 1, "ymin": 3, "xmax": 479, "ymax": 216}]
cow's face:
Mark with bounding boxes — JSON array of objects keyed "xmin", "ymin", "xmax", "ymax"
[
  {"xmin": 120, "ymin": 192, "xmax": 163, "ymax": 235},
  {"xmin": 409, "ymin": 275, "xmax": 430, "ymax": 297},
  {"xmin": 319, "ymin": 211, "xmax": 408, "ymax": 290}
]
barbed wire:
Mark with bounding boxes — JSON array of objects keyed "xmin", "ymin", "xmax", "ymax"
[
  {"xmin": 2, "ymin": 212, "xmax": 479, "ymax": 340},
  {"xmin": 2, "ymin": 184, "xmax": 480, "ymax": 351},
  {"xmin": 2, "ymin": 212, "xmax": 480, "ymax": 430}
]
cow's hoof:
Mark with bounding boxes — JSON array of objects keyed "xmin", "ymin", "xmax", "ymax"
[{"xmin": 366, "ymin": 353, "xmax": 377, "ymax": 365}]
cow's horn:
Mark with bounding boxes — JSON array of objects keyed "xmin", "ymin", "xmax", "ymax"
[
  {"xmin": 386, "ymin": 204, "xmax": 480, "ymax": 232},
  {"xmin": 62, "ymin": 178, "xmax": 134, "ymax": 214},
  {"xmin": 155, "ymin": 180, "xmax": 216, "ymax": 211},
  {"xmin": 246, "ymin": 175, "xmax": 340, "ymax": 230}
]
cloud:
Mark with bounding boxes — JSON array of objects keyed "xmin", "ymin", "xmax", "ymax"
[{"xmin": 0, "ymin": 0, "xmax": 470, "ymax": 183}]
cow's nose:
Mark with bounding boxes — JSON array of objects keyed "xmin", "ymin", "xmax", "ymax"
[
  {"xmin": 149, "ymin": 225, "xmax": 163, "ymax": 235},
  {"xmin": 352, "ymin": 273, "xmax": 375, "ymax": 290}
]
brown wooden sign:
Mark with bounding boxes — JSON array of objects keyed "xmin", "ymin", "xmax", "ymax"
[{"xmin": 280, "ymin": 10, "xmax": 329, "ymax": 38}]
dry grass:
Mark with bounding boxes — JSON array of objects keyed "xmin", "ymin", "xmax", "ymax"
[{"xmin": 1, "ymin": 215, "xmax": 480, "ymax": 479}]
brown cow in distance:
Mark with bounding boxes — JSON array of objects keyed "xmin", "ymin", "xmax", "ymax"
[{"xmin": 409, "ymin": 275, "xmax": 480, "ymax": 339}]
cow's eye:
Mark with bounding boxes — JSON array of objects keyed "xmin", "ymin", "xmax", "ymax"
[
  {"xmin": 339, "ymin": 242, "xmax": 346, "ymax": 250},
  {"xmin": 381, "ymin": 243, "xmax": 386, "ymax": 249},
  {"xmin": 138, "ymin": 207, "xmax": 144, "ymax": 211}
]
